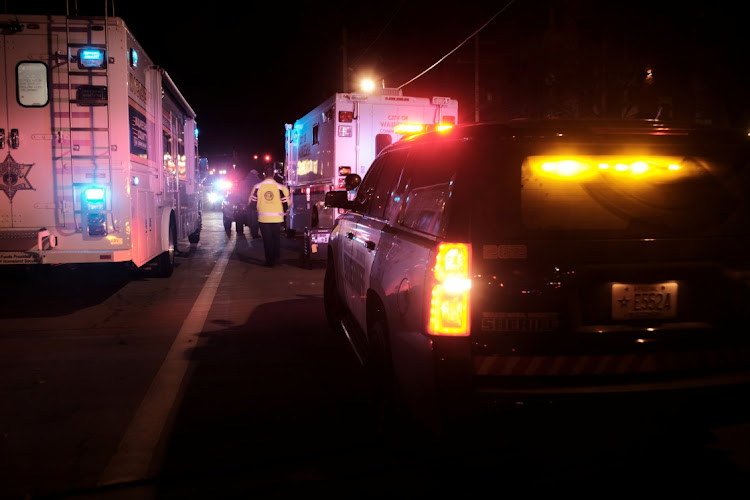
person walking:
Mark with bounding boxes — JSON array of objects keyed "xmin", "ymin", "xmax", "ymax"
[{"xmin": 250, "ymin": 166, "xmax": 290, "ymax": 267}]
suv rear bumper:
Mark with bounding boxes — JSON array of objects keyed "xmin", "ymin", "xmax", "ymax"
[{"xmin": 398, "ymin": 334, "xmax": 750, "ymax": 432}]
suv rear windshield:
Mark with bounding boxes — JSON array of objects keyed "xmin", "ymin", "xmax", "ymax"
[{"xmin": 437, "ymin": 131, "xmax": 750, "ymax": 240}]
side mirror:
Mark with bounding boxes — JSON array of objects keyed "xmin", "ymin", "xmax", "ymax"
[
  {"xmin": 344, "ymin": 173, "xmax": 361, "ymax": 191},
  {"xmin": 325, "ymin": 190, "xmax": 352, "ymax": 209}
]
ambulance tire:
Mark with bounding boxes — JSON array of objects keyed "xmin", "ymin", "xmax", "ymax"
[
  {"xmin": 155, "ymin": 218, "xmax": 176, "ymax": 278},
  {"xmin": 188, "ymin": 214, "xmax": 202, "ymax": 243},
  {"xmin": 285, "ymin": 216, "xmax": 296, "ymax": 239},
  {"xmin": 311, "ymin": 206, "xmax": 319, "ymax": 228}
]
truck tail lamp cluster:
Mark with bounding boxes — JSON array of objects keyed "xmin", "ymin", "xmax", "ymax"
[
  {"xmin": 427, "ymin": 243, "xmax": 471, "ymax": 336},
  {"xmin": 82, "ymin": 186, "xmax": 107, "ymax": 236}
]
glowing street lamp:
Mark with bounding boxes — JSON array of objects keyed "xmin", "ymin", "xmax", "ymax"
[{"xmin": 361, "ymin": 78, "xmax": 375, "ymax": 93}]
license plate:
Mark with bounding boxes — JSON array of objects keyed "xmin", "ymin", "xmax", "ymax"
[{"xmin": 611, "ymin": 282, "xmax": 678, "ymax": 320}]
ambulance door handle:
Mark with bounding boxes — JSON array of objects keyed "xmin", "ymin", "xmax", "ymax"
[
  {"xmin": 346, "ymin": 232, "xmax": 354, "ymax": 239},
  {"xmin": 363, "ymin": 240, "xmax": 375, "ymax": 251},
  {"xmin": 10, "ymin": 129, "xmax": 19, "ymax": 148}
]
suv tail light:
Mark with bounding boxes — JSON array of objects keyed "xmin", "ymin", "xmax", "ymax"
[{"xmin": 427, "ymin": 243, "xmax": 471, "ymax": 336}]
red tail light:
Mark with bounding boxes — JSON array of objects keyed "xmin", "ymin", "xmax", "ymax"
[{"xmin": 427, "ymin": 243, "xmax": 471, "ymax": 336}]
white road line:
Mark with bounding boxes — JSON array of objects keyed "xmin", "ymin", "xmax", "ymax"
[{"xmin": 98, "ymin": 245, "xmax": 231, "ymax": 486}]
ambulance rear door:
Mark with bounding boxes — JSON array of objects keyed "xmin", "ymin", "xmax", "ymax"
[{"xmin": 1, "ymin": 24, "xmax": 62, "ymax": 230}]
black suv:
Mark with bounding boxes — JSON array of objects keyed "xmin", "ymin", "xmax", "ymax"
[{"xmin": 324, "ymin": 119, "xmax": 750, "ymax": 434}]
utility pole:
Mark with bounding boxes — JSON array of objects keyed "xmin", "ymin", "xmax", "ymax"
[
  {"xmin": 341, "ymin": 25, "xmax": 348, "ymax": 93},
  {"xmin": 475, "ymin": 34, "xmax": 480, "ymax": 123},
  {"xmin": 458, "ymin": 34, "xmax": 496, "ymax": 122}
]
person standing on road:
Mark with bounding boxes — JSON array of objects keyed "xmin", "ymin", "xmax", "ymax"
[{"xmin": 250, "ymin": 166, "xmax": 290, "ymax": 267}]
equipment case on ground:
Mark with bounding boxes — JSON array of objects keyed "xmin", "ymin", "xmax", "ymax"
[{"xmin": 301, "ymin": 227, "xmax": 331, "ymax": 269}]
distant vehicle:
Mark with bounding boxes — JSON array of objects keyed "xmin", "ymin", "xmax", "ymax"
[
  {"xmin": 221, "ymin": 170, "xmax": 260, "ymax": 234},
  {"xmin": 221, "ymin": 192, "xmax": 248, "ymax": 233},
  {"xmin": 0, "ymin": 14, "xmax": 202, "ymax": 276},
  {"xmin": 284, "ymin": 88, "xmax": 457, "ymax": 237},
  {"xmin": 324, "ymin": 119, "xmax": 750, "ymax": 435}
]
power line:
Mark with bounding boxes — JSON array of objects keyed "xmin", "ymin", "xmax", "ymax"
[{"xmin": 397, "ymin": 0, "xmax": 517, "ymax": 90}]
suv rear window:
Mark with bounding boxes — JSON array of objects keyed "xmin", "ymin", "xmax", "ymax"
[
  {"xmin": 442, "ymin": 133, "xmax": 750, "ymax": 240},
  {"xmin": 398, "ymin": 145, "xmax": 458, "ymax": 237}
]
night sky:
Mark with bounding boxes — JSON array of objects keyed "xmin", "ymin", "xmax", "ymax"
[{"xmin": 4, "ymin": 0, "xmax": 750, "ymax": 170}]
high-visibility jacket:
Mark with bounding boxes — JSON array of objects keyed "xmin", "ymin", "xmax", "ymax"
[{"xmin": 250, "ymin": 178, "xmax": 290, "ymax": 223}]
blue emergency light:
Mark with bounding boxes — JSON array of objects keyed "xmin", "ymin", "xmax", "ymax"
[
  {"xmin": 82, "ymin": 186, "xmax": 107, "ymax": 236},
  {"xmin": 78, "ymin": 48, "xmax": 106, "ymax": 69},
  {"xmin": 84, "ymin": 187, "xmax": 106, "ymax": 202}
]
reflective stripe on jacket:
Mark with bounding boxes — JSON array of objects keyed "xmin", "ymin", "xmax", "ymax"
[{"xmin": 250, "ymin": 178, "xmax": 290, "ymax": 223}]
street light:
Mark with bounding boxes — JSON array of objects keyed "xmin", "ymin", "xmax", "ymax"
[{"xmin": 361, "ymin": 78, "xmax": 375, "ymax": 93}]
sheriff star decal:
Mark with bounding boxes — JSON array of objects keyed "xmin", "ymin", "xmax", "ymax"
[{"xmin": 0, "ymin": 152, "xmax": 35, "ymax": 201}]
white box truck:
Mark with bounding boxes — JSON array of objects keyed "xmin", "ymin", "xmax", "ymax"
[
  {"xmin": 284, "ymin": 88, "xmax": 458, "ymax": 236},
  {"xmin": 0, "ymin": 13, "xmax": 202, "ymax": 276}
]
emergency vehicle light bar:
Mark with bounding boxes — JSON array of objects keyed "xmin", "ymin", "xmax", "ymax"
[
  {"xmin": 395, "ymin": 123, "xmax": 455, "ymax": 135},
  {"xmin": 529, "ymin": 155, "xmax": 689, "ymax": 181},
  {"xmin": 394, "ymin": 123, "xmax": 425, "ymax": 134}
]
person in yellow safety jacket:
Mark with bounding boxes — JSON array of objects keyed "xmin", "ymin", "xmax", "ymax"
[{"xmin": 249, "ymin": 166, "xmax": 290, "ymax": 267}]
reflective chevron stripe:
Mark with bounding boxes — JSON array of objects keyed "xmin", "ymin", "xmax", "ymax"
[{"xmin": 474, "ymin": 349, "xmax": 750, "ymax": 376}]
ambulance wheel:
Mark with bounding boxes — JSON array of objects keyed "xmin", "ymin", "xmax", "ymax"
[{"xmin": 155, "ymin": 217, "xmax": 176, "ymax": 278}]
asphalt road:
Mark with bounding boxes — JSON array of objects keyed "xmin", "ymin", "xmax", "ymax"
[{"xmin": 1, "ymin": 211, "xmax": 750, "ymax": 499}]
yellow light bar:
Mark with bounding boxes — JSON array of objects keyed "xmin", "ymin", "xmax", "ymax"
[
  {"xmin": 428, "ymin": 243, "xmax": 471, "ymax": 336},
  {"xmin": 394, "ymin": 123, "xmax": 425, "ymax": 134},
  {"xmin": 436, "ymin": 124, "xmax": 454, "ymax": 132},
  {"xmin": 530, "ymin": 156, "xmax": 687, "ymax": 180}
]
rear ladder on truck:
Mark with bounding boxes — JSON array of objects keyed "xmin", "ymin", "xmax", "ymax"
[{"xmin": 62, "ymin": 14, "xmax": 115, "ymax": 241}]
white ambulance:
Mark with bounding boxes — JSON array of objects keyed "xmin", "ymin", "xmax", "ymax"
[
  {"xmin": 0, "ymin": 14, "xmax": 202, "ymax": 276},
  {"xmin": 284, "ymin": 88, "xmax": 458, "ymax": 236}
]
